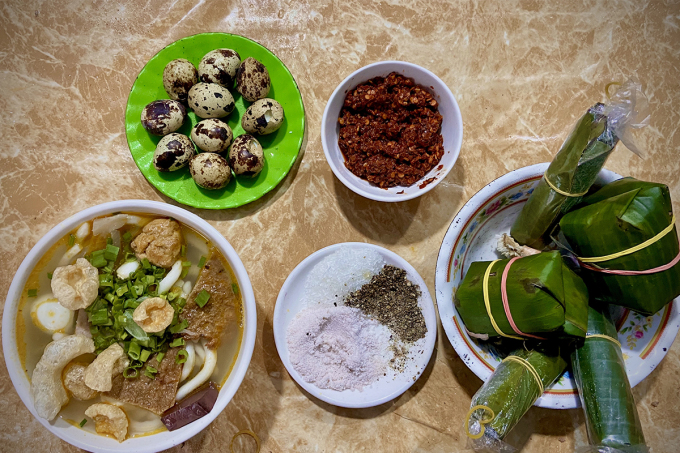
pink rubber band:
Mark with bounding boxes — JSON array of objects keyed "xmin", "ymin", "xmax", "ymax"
[
  {"xmin": 581, "ymin": 249, "xmax": 680, "ymax": 275},
  {"xmin": 500, "ymin": 257, "xmax": 546, "ymax": 340}
]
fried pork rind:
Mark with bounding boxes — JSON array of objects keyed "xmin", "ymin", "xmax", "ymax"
[
  {"xmin": 131, "ymin": 218, "xmax": 183, "ymax": 268},
  {"xmin": 84, "ymin": 343, "xmax": 128, "ymax": 392},
  {"xmin": 51, "ymin": 258, "xmax": 99, "ymax": 310},
  {"xmin": 63, "ymin": 362, "xmax": 99, "ymax": 401},
  {"xmin": 84, "ymin": 403, "xmax": 128, "ymax": 443},
  {"xmin": 31, "ymin": 334, "xmax": 95, "ymax": 420},
  {"xmin": 132, "ymin": 297, "xmax": 174, "ymax": 333}
]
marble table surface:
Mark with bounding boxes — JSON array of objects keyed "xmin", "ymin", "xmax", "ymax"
[{"xmin": 1, "ymin": 0, "xmax": 678, "ymax": 452}]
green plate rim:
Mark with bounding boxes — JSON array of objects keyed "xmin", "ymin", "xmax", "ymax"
[{"xmin": 125, "ymin": 32, "xmax": 306, "ymax": 209}]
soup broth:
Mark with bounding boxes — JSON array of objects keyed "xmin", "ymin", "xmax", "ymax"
[{"xmin": 16, "ymin": 212, "xmax": 244, "ymax": 439}]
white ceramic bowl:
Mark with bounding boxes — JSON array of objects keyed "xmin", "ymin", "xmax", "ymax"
[
  {"xmin": 2, "ymin": 200, "xmax": 257, "ymax": 452},
  {"xmin": 434, "ymin": 163, "xmax": 680, "ymax": 409},
  {"xmin": 273, "ymin": 242, "xmax": 437, "ymax": 408},
  {"xmin": 321, "ymin": 61, "xmax": 463, "ymax": 202}
]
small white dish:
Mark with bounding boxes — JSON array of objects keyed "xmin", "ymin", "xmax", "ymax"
[
  {"xmin": 434, "ymin": 163, "xmax": 680, "ymax": 409},
  {"xmin": 3, "ymin": 200, "xmax": 257, "ymax": 452},
  {"xmin": 273, "ymin": 242, "xmax": 437, "ymax": 408},
  {"xmin": 321, "ymin": 60, "xmax": 463, "ymax": 202}
]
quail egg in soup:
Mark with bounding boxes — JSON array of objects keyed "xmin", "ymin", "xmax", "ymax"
[{"xmin": 17, "ymin": 213, "xmax": 243, "ymax": 442}]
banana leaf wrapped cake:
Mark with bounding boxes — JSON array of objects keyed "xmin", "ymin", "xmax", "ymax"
[
  {"xmin": 572, "ymin": 304, "xmax": 647, "ymax": 453},
  {"xmin": 465, "ymin": 345, "xmax": 567, "ymax": 448},
  {"xmin": 560, "ymin": 178, "xmax": 680, "ymax": 315},
  {"xmin": 455, "ymin": 252, "xmax": 588, "ymax": 340}
]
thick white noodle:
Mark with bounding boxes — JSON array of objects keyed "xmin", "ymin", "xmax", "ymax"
[
  {"xmin": 58, "ymin": 244, "xmax": 83, "ymax": 266},
  {"xmin": 180, "ymin": 342, "xmax": 196, "ymax": 382},
  {"xmin": 92, "ymin": 214, "xmax": 128, "ymax": 236},
  {"xmin": 75, "ymin": 221, "xmax": 91, "ymax": 241},
  {"xmin": 175, "ymin": 341, "xmax": 216, "ymax": 401},
  {"xmin": 181, "ymin": 281, "xmax": 193, "ymax": 299},
  {"xmin": 194, "ymin": 340, "xmax": 205, "ymax": 364},
  {"xmin": 116, "ymin": 260, "xmax": 140, "ymax": 280},
  {"xmin": 158, "ymin": 260, "xmax": 183, "ymax": 295}
]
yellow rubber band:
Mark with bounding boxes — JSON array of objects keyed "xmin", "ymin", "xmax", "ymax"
[
  {"xmin": 483, "ymin": 260, "xmax": 523, "ymax": 340},
  {"xmin": 586, "ymin": 333, "xmax": 622, "ymax": 348},
  {"xmin": 579, "ymin": 216, "xmax": 676, "ymax": 263},
  {"xmin": 503, "ymin": 356, "xmax": 544, "ymax": 394},
  {"xmin": 230, "ymin": 429, "xmax": 261, "ymax": 453},
  {"xmin": 543, "ymin": 173, "xmax": 589, "ymax": 198},
  {"xmin": 605, "ymin": 81, "xmax": 622, "ymax": 100},
  {"xmin": 464, "ymin": 405, "xmax": 495, "ymax": 440}
]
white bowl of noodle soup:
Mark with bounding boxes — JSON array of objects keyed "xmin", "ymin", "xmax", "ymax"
[{"xmin": 2, "ymin": 200, "xmax": 257, "ymax": 452}]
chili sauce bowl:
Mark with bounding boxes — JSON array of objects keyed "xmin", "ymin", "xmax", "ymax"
[{"xmin": 321, "ymin": 60, "xmax": 463, "ymax": 202}]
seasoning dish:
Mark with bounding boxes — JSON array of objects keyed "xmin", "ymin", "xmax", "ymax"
[
  {"xmin": 321, "ymin": 61, "xmax": 463, "ymax": 202},
  {"xmin": 126, "ymin": 33, "xmax": 305, "ymax": 209},
  {"xmin": 273, "ymin": 243, "xmax": 437, "ymax": 408},
  {"xmin": 434, "ymin": 163, "xmax": 680, "ymax": 409},
  {"xmin": 3, "ymin": 200, "xmax": 257, "ymax": 452}
]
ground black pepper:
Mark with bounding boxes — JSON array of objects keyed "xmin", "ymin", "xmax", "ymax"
[{"xmin": 345, "ymin": 265, "xmax": 427, "ymax": 343}]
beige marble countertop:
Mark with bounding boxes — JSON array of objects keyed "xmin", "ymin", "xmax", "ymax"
[{"xmin": 1, "ymin": 0, "xmax": 679, "ymax": 452}]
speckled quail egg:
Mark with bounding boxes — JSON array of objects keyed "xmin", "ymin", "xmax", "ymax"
[
  {"xmin": 229, "ymin": 134, "xmax": 265, "ymax": 176},
  {"xmin": 241, "ymin": 98, "xmax": 284, "ymax": 135},
  {"xmin": 190, "ymin": 152, "xmax": 232, "ymax": 189},
  {"xmin": 198, "ymin": 49, "xmax": 241, "ymax": 88},
  {"xmin": 153, "ymin": 133, "xmax": 195, "ymax": 172},
  {"xmin": 188, "ymin": 82, "xmax": 235, "ymax": 119},
  {"xmin": 236, "ymin": 57, "xmax": 271, "ymax": 102},
  {"xmin": 163, "ymin": 58, "xmax": 198, "ymax": 102},
  {"xmin": 141, "ymin": 100, "xmax": 187, "ymax": 136},
  {"xmin": 191, "ymin": 118, "xmax": 233, "ymax": 153}
]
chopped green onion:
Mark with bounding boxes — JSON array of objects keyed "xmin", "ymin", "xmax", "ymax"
[
  {"xmin": 145, "ymin": 275, "xmax": 155, "ymax": 285},
  {"xmin": 68, "ymin": 234, "xmax": 76, "ymax": 247},
  {"xmin": 142, "ymin": 258, "xmax": 151, "ymax": 269},
  {"xmin": 198, "ymin": 256, "xmax": 207, "ymax": 268},
  {"xmin": 123, "ymin": 367, "xmax": 139, "ymax": 378},
  {"xmin": 144, "ymin": 366, "xmax": 158, "ymax": 379},
  {"xmin": 90, "ymin": 310, "xmax": 110, "ymax": 326},
  {"xmin": 180, "ymin": 245, "xmax": 186, "ymax": 257},
  {"xmin": 124, "ymin": 298, "xmax": 140, "ymax": 310},
  {"xmin": 169, "ymin": 319, "xmax": 188, "ymax": 334},
  {"xmin": 79, "ymin": 419, "xmax": 87, "ymax": 428},
  {"xmin": 232, "ymin": 283, "xmax": 239, "ymax": 296},
  {"xmin": 106, "ymin": 237, "xmax": 113, "ymax": 245},
  {"xmin": 156, "ymin": 352, "xmax": 165, "ymax": 364},
  {"xmin": 139, "ymin": 348, "xmax": 152, "ymax": 363},
  {"xmin": 104, "ymin": 244, "xmax": 119, "ymax": 261},
  {"xmin": 122, "ymin": 231, "xmax": 132, "ymax": 242},
  {"xmin": 176, "ymin": 349, "xmax": 188, "ymax": 364},
  {"xmin": 128, "ymin": 341, "xmax": 141, "ymax": 360},
  {"xmin": 47, "ymin": 272, "xmax": 53, "ymax": 280},
  {"xmin": 194, "ymin": 289, "xmax": 210, "ymax": 308},
  {"xmin": 90, "ymin": 254, "xmax": 107, "ymax": 268},
  {"xmin": 170, "ymin": 337, "xmax": 185, "ymax": 348},
  {"xmin": 27, "ymin": 289, "xmax": 38, "ymax": 298},
  {"xmin": 177, "ymin": 297, "xmax": 187, "ymax": 309}
]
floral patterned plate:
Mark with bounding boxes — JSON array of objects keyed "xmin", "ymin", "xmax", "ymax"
[{"xmin": 434, "ymin": 163, "xmax": 680, "ymax": 409}]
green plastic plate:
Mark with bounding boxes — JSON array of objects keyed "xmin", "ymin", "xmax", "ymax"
[{"xmin": 125, "ymin": 33, "xmax": 305, "ymax": 209}]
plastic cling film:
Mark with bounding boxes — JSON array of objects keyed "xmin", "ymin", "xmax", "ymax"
[
  {"xmin": 603, "ymin": 78, "xmax": 650, "ymax": 157},
  {"xmin": 575, "ymin": 446, "xmax": 650, "ymax": 453},
  {"xmin": 465, "ymin": 346, "xmax": 566, "ymax": 452}
]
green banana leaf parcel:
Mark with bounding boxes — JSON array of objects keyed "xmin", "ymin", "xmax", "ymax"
[
  {"xmin": 511, "ymin": 103, "xmax": 619, "ymax": 249},
  {"xmin": 466, "ymin": 346, "xmax": 567, "ymax": 445},
  {"xmin": 571, "ymin": 304, "xmax": 647, "ymax": 452},
  {"xmin": 454, "ymin": 252, "xmax": 588, "ymax": 340},
  {"xmin": 560, "ymin": 178, "xmax": 680, "ymax": 315}
]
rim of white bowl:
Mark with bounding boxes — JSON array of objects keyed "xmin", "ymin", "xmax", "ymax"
[
  {"xmin": 2, "ymin": 200, "xmax": 257, "ymax": 453},
  {"xmin": 321, "ymin": 60, "xmax": 463, "ymax": 202},
  {"xmin": 273, "ymin": 242, "xmax": 437, "ymax": 408}
]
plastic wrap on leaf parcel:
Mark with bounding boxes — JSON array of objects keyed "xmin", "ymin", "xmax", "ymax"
[
  {"xmin": 510, "ymin": 79, "xmax": 649, "ymax": 250},
  {"xmin": 454, "ymin": 252, "xmax": 588, "ymax": 340},
  {"xmin": 560, "ymin": 178, "xmax": 680, "ymax": 315},
  {"xmin": 465, "ymin": 346, "xmax": 567, "ymax": 451},
  {"xmin": 571, "ymin": 304, "xmax": 647, "ymax": 453}
]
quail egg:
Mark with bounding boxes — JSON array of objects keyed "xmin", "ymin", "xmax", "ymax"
[
  {"xmin": 141, "ymin": 100, "xmax": 187, "ymax": 136},
  {"xmin": 229, "ymin": 134, "xmax": 264, "ymax": 176},
  {"xmin": 163, "ymin": 58, "xmax": 198, "ymax": 102},
  {"xmin": 190, "ymin": 152, "xmax": 232, "ymax": 190},
  {"xmin": 191, "ymin": 119, "xmax": 233, "ymax": 153},
  {"xmin": 241, "ymin": 98, "xmax": 284, "ymax": 135},
  {"xmin": 153, "ymin": 133, "xmax": 195, "ymax": 172},
  {"xmin": 188, "ymin": 82, "xmax": 235, "ymax": 119},
  {"xmin": 236, "ymin": 57, "xmax": 271, "ymax": 102},
  {"xmin": 198, "ymin": 49, "xmax": 241, "ymax": 87}
]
